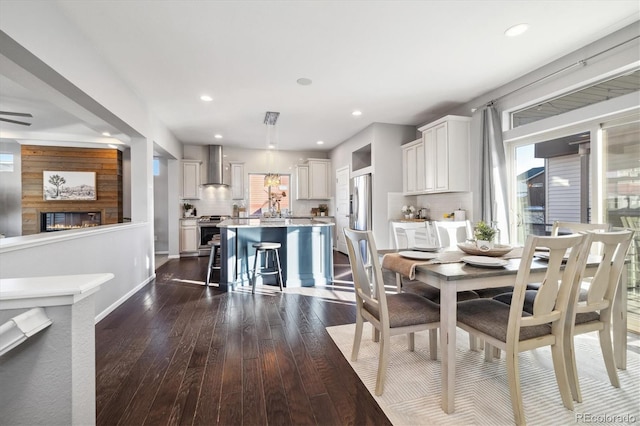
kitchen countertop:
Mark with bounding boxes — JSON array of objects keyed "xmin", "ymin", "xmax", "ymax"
[{"xmin": 218, "ymin": 218, "xmax": 334, "ymax": 228}]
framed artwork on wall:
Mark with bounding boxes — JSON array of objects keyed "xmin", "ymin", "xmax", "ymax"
[{"xmin": 43, "ymin": 171, "xmax": 96, "ymax": 200}]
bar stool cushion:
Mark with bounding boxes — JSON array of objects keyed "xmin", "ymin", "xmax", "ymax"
[{"xmin": 253, "ymin": 242, "xmax": 281, "ymax": 250}]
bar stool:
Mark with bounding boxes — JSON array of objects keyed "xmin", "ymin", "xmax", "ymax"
[
  {"xmin": 205, "ymin": 238, "xmax": 221, "ymax": 286},
  {"xmin": 250, "ymin": 242, "xmax": 283, "ymax": 294}
]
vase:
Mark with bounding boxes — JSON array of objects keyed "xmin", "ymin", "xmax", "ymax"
[
  {"xmin": 404, "ymin": 214, "xmax": 410, "ymax": 219},
  {"xmin": 476, "ymin": 240, "xmax": 494, "ymax": 251}
]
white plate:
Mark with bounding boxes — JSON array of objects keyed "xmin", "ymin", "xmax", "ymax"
[
  {"xmin": 412, "ymin": 245, "xmax": 441, "ymax": 252},
  {"xmin": 461, "ymin": 256, "xmax": 509, "ymax": 268},
  {"xmin": 398, "ymin": 251, "xmax": 438, "ymax": 260}
]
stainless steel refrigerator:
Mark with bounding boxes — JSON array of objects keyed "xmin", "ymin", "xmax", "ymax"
[{"xmin": 349, "ymin": 173, "xmax": 372, "ymax": 231}]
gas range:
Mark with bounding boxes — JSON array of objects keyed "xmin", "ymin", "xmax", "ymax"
[{"xmin": 197, "ymin": 215, "xmax": 227, "ymax": 226}]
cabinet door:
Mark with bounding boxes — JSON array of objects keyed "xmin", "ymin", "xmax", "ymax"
[
  {"xmin": 296, "ymin": 165, "xmax": 309, "ymax": 200},
  {"xmin": 434, "ymin": 122, "xmax": 449, "ymax": 191},
  {"xmin": 230, "ymin": 162, "xmax": 244, "ymax": 200},
  {"xmin": 415, "ymin": 142, "xmax": 425, "ymax": 192},
  {"xmin": 309, "ymin": 160, "xmax": 330, "ymax": 199},
  {"xmin": 403, "ymin": 144, "xmax": 417, "ymax": 193},
  {"xmin": 423, "ymin": 128, "xmax": 436, "ymax": 192},
  {"xmin": 180, "ymin": 222, "xmax": 198, "ymax": 253},
  {"xmin": 182, "ymin": 161, "xmax": 200, "ymax": 199}
]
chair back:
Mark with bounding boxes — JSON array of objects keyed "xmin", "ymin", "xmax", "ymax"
[
  {"xmin": 570, "ymin": 229, "xmax": 634, "ymax": 317},
  {"xmin": 414, "ymin": 221, "xmax": 441, "ymax": 247},
  {"xmin": 344, "ymin": 228, "xmax": 389, "ymax": 324},
  {"xmin": 551, "ymin": 221, "xmax": 609, "ymax": 236},
  {"xmin": 432, "ymin": 220, "xmax": 473, "ymax": 250},
  {"xmin": 507, "ymin": 233, "xmax": 588, "ymax": 345},
  {"xmin": 390, "ymin": 221, "xmax": 426, "ymax": 249}
]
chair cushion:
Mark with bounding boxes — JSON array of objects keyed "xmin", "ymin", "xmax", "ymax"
[
  {"xmin": 457, "ymin": 299, "xmax": 552, "ymax": 342},
  {"xmin": 402, "ymin": 279, "xmax": 479, "ymax": 303},
  {"xmin": 364, "ymin": 293, "xmax": 440, "ymax": 328},
  {"xmin": 493, "ymin": 290, "xmax": 538, "ymax": 314},
  {"xmin": 575, "ymin": 311, "xmax": 601, "ymax": 325},
  {"xmin": 253, "ymin": 242, "xmax": 281, "ymax": 250},
  {"xmin": 475, "ymin": 286, "xmax": 515, "ymax": 299}
]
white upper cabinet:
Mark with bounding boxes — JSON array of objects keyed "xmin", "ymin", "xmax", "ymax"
[
  {"xmin": 297, "ymin": 159, "xmax": 331, "ymax": 199},
  {"xmin": 419, "ymin": 115, "xmax": 471, "ymax": 193},
  {"xmin": 182, "ymin": 160, "xmax": 201, "ymax": 199},
  {"xmin": 402, "ymin": 138, "xmax": 425, "ymax": 194},
  {"xmin": 229, "ymin": 162, "xmax": 244, "ymax": 200}
]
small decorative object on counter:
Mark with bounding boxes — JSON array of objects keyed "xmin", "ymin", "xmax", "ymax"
[
  {"xmin": 183, "ymin": 202, "xmax": 195, "ymax": 218},
  {"xmin": 318, "ymin": 204, "xmax": 328, "ymax": 216},
  {"xmin": 474, "ymin": 221, "xmax": 497, "ymax": 251},
  {"xmin": 401, "ymin": 205, "xmax": 416, "ymax": 219},
  {"xmin": 454, "ymin": 208, "xmax": 465, "ymax": 221}
]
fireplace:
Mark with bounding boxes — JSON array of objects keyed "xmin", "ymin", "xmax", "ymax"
[{"xmin": 40, "ymin": 211, "xmax": 102, "ymax": 232}]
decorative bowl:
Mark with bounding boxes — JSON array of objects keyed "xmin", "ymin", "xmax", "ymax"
[{"xmin": 457, "ymin": 242, "xmax": 513, "ymax": 257}]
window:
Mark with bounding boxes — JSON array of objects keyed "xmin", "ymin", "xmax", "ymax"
[
  {"xmin": 248, "ymin": 174, "xmax": 290, "ymax": 216},
  {"xmin": 153, "ymin": 158, "xmax": 160, "ymax": 176},
  {"xmin": 511, "ymin": 69, "xmax": 640, "ymax": 128},
  {"xmin": 0, "ymin": 153, "xmax": 14, "ymax": 172}
]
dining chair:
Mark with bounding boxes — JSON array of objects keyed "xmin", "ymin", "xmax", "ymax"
[
  {"xmin": 456, "ymin": 232, "xmax": 588, "ymax": 426},
  {"xmin": 432, "ymin": 220, "xmax": 473, "ymax": 250},
  {"xmin": 550, "ymin": 220, "xmax": 610, "ymax": 236},
  {"xmin": 390, "ymin": 221, "xmax": 426, "ymax": 249},
  {"xmin": 344, "ymin": 228, "xmax": 440, "ymax": 396},
  {"xmin": 564, "ymin": 229, "xmax": 634, "ymax": 403}
]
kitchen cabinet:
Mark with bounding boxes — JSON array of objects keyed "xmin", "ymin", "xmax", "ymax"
[
  {"xmin": 180, "ymin": 218, "xmax": 198, "ymax": 254},
  {"xmin": 230, "ymin": 161, "xmax": 244, "ymax": 200},
  {"xmin": 182, "ymin": 160, "xmax": 201, "ymax": 199},
  {"xmin": 296, "ymin": 159, "xmax": 331, "ymax": 199},
  {"xmin": 402, "ymin": 138, "xmax": 425, "ymax": 194},
  {"xmin": 419, "ymin": 115, "xmax": 471, "ymax": 193}
]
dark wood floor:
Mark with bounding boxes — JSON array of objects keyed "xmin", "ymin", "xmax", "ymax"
[{"xmin": 95, "ymin": 251, "xmax": 391, "ymax": 425}]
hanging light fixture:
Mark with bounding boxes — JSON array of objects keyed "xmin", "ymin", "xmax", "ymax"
[{"xmin": 263, "ymin": 111, "xmax": 281, "ymax": 187}]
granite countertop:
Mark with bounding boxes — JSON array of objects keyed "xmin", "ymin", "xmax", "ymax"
[{"xmin": 218, "ymin": 218, "xmax": 334, "ymax": 228}]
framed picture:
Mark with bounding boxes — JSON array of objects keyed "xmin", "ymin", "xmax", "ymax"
[{"xmin": 43, "ymin": 171, "xmax": 96, "ymax": 200}]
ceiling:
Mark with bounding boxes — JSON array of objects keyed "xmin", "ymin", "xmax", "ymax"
[{"xmin": 1, "ymin": 1, "xmax": 639, "ymax": 152}]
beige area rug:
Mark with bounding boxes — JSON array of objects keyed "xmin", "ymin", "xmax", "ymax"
[{"xmin": 326, "ymin": 323, "xmax": 640, "ymax": 425}]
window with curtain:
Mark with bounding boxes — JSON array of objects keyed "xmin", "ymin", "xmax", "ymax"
[{"xmin": 248, "ymin": 173, "xmax": 290, "ymax": 216}]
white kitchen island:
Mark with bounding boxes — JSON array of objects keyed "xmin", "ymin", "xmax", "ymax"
[{"xmin": 217, "ymin": 218, "xmax": 334, "ymax": 291}]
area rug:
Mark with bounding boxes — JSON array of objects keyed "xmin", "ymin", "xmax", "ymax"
[{"xmin": 326, "ymin": 323, "xmax": 640, "ymax": 425}]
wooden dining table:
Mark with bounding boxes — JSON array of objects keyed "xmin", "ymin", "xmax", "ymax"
[{"xmin": 382, "ymin": 251, "xmax": 628, "ymax": 414}]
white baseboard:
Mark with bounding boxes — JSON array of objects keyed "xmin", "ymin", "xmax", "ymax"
[
  {"xmin": 94, "ymin": 273, "xmax": 156, "ymax": 323},
  {"xmin": 155, "ymin": 251, "xmax": 169, "ymax": 255},
  {"xmin": 168, "ymin": 254, "xmax": 180, "ymax": 259}
]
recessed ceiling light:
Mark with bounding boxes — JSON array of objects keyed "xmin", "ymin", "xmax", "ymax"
[
  {"xmin": 214, "ymin": 134, "xmax": 223, "ymax": 139},
  {"xmin": 504, "ymin": 23, "xmax": 529, "ymax": 37},
  {"xmin": 200, "ymin": 94, "xmax": 213, "ymax": 102},
  {"xmin": 352, "ymin": 110, "xmax": 362, "ymax": 116},
  {"xmin": 316, "ymin": 140, "xmax": 324, "ymax": 145},
  {"xmin": 102, "ymin": 132, "xmax": 111, "ymax": 136},
  {"xmin": 297, "ymin": 77, "xmax": 312, "ymax": 86}
]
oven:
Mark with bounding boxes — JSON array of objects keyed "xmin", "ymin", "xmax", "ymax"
[{"xmin": 197, "ymin": 215, "xmax": 226, "ymax": 256}]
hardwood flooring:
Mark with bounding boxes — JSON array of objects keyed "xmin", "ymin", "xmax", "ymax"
[{"xmin": 95, "ymin": 252, "xmax": 391, "ymax": 425}]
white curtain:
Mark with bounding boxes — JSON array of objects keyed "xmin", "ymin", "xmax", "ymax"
[{"xmin": 481, "ymin": 105, "xmax": 509, "ymax": 242}]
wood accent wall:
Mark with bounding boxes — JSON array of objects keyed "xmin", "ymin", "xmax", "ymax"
[{"xmin": 21, "ymin": 145, "xmax": 123, "ymax": 235}]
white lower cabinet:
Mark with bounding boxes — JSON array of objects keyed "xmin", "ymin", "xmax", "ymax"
[{"xmin": 180, "ymin": 219, "xmax": 198, "ymax": 254}]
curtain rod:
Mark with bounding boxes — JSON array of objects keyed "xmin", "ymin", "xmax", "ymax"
[{"xmin": 473, "ymin": 35, "xmax": 640, "ymax": 111}]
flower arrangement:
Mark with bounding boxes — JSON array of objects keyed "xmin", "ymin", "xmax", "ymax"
[
  {"xmin": 474, "ymin": 221, "xmax": 496, "ymax": 242},
  {"xmin": 401, "ymin": 205, "xmax": 416, "ymax": 214}
]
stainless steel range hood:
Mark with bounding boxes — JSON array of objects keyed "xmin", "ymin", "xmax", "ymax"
[{"xmin": 203, "ymin": 145, "xmax": 227, "ymax": 186}]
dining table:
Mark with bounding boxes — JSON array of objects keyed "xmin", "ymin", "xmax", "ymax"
[{"xmin": 381, "ymin": 248, "xmax": 628, "ymax": 414}]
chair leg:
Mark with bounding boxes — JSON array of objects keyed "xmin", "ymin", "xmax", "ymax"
[
  {"xmin": 565, "ymin": 333, "xmax": 582, "ymax": 402},
  {"xmin": 408, "ymin": 332, "xmax": 415, "ymax": 351},
  {"xmin": 599, "ymin": 322, "xmax": 620, "ymax": 388},
  {"xmin": 206, "ymin": 248, "xmax": 214, "ymax": 286},
  {"xmin": 375, "ymin": 329, "xmax": 391, "ymax": 396},
  {"xmin": 506, "ymin": 349, "xmax": 525, "ymax": 426},
  {"xmin": 550, "ymin": 341, "xmax": 574, "ymax": 411},
  {"xmin": 494, "ymin": 346, "xmax": 501, "ymax": 359},
  {"xmin": 351, "ymin": 315, "xmax": 364, "ymax": 362},
  {"xmin": 429, "ymin": 329, "xmax": 438, "ymax": 360},
  {"xmin": 484, "ymin": 342, "xmax": 494, "ymax": 362},
  {"xmin": 469, "ymin": 335, "xmax": 479, "ymax": 352},
  {"xmin": 251, "ymin": 250, "xmax": 259, "ymax": 294},
  {"xmin": 274, "ymin": 248, "xmax": 284, "ymax": 291},
  {"xmin": 373, "ymin": 328, "xmax": 380, "ymax": 343}
]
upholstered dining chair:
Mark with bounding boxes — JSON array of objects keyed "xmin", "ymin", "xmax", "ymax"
[
  {"xmin": 564, "ymin": 229, "xmax": 633, "ymax": 403},
  {"xmin": 456, "ymin": 233, "xmax": 588, "ymax": 426},
  {"xmin": 344, "ymin": 228, "xmax": 440, "ymax": 396}
]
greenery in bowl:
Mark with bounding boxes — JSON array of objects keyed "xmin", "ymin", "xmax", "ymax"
[
  {"xmin": 183, "ymin": 202, "xmax": 194, "ymax": 211},
  {"xmin": 474, "ymin": 221, "xmax": 496, "ymax": 242}
]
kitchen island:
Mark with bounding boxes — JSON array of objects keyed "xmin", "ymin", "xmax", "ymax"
[{"xmin": 217, "ymin": 218, "xmax": 334, "ymax": 291}]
